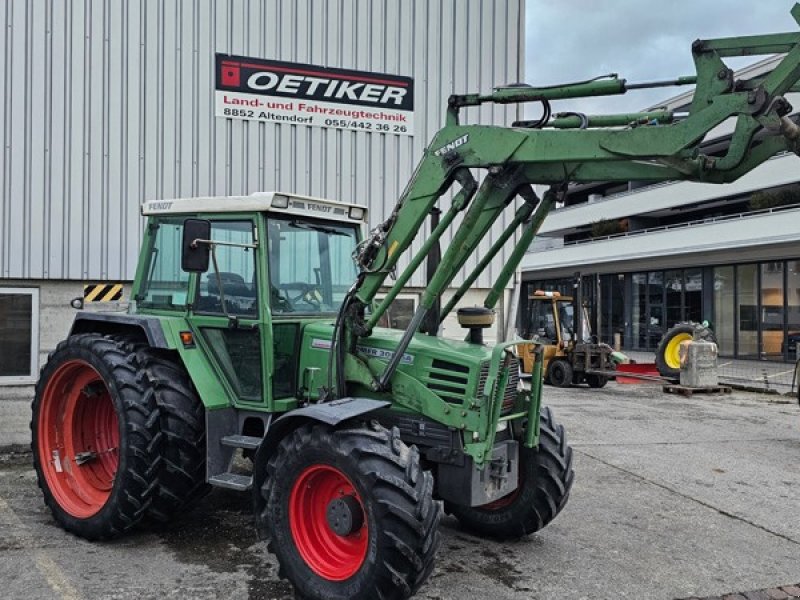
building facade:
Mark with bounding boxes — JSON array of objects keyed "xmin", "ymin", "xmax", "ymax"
[
  {"xmin": 0, "ymin": 0, "xmax": 525, "ymax": 446},
  {"xmin": 521, "ymin": 57, "xmax": 800, "ymax": 363}
]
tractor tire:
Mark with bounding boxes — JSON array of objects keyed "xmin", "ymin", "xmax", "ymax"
[
  {"xmin": 585, "ymin": 374, "xmax": 608, "ymax": 388},
  {"xmin": 133, "ymin": 347, "xmax": 209, "ymax": 522},
  {"xmin": 655, "ymin": 323, "xmax": 716, "ymax": 379},
  {"xmin": 31, "ymin": 334, "xmax": 161, "ymax": 540},
  {"xmin": 259, "ymin": 421, "xmax": 441, "ymax": 600},
  {"xmin": 548, "ymin": 359, "xmax": 573, "ymax": 388},
  {"xmin": 445, "ymin": 406, "xmax": 574, "ymax": 540}
]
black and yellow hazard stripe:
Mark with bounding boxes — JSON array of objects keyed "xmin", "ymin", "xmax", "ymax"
[{"xmin": 83, "ymin": 283, "xmax": 124, "ymax": 302}]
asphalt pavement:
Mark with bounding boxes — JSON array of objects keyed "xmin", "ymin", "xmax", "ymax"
[{"xmin": 1, "ymin": 382, "xmax": 799, "ymax": 599}]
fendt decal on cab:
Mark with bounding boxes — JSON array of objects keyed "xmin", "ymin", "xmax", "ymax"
[{"xmin": 215, "ymin": 54, "xmax": 415, "ymax": 136}]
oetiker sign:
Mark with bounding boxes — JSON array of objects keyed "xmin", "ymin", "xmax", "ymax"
[{"xmin": 215, "ymin": 54, "xmax": 414, "ymax": 136}]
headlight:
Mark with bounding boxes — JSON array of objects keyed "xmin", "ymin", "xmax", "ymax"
[
  {"xmin": 349, "ymin": 206, "xmax": 366, "ymax": 220},
  {"xmin": 271, "ymin": 194, "xmax": 290, "ymax": 209}
]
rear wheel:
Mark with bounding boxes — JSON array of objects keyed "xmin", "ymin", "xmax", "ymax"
[
  {"xmin": 548, "ymin": 359, "xmax": 573, "ymax": 388},
  {"xmin": 31, "ymin": 334, "xmax": 160, "ymax": 539},
  {"xmin": 446, "ymin": 406, "xmax": 574, "ymax": 540},
  {"xmin": 132, "ymin": 347, "xmax": 209, "ymax": 522},
  {"xmin": 260, "ymin": 422, "xmax": 440, "ymax": 600}
]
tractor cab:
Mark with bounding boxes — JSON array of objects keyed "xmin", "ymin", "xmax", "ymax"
[{"xmin": 134, "ymin": 192, "xmax": 366, "ymax": 408}]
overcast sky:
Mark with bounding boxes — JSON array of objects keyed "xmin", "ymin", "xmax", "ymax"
[{"xmin": 524, "ymin": 0, "xmax": 797, "ymax": 116}]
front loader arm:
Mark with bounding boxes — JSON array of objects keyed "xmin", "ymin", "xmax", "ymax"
[{"xmin": 338, "ymin": 5, "xmax": 800, "ymax": 395}]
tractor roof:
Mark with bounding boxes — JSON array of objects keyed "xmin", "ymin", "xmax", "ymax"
[{"xmin": 140, "ymin": 191, "xmax": 368, "ymax": 223}]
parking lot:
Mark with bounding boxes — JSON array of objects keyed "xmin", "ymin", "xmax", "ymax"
[{"xmin": 2, "ymin": 382, "xmax": 799, "ymax": 600}]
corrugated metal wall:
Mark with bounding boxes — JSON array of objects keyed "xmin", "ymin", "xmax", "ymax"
[{"xmin": 0, "ymin": 0, "xmax": 524, "ymax": 286}]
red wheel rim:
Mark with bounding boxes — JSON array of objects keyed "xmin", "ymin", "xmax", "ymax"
[
  {"xmin": 37, "ymin": 360, "xmax": 120, "ymax": 518},
  {"xmin": 289, "ymin": 464, "xmax": 368, "ymax": 581}
]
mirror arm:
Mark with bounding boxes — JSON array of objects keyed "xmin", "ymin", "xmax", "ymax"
[{"xmin": 192, "ymin": 239, "xmax": 258, "ymax": 250}]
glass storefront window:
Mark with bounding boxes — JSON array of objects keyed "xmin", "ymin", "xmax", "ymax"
[
  {"xmin": 600, "ymin": 274, "xmax": 625, "ymax": 348},
  {"xmin": 760, "ymin": 262, "xmax": 784, "ymax": 360},
  {"xmin": 685, "ymin": 268, "xmax": 703, "ymax": 323},
  {"xmin": 665, "ymin": 269, "xmax": 683, "ymax": 327},
  {"xmin": 647, "ymin": 272, "xmax": 664, "ymax": 349},
  {"xmin": 632, "ymin": 272, "xmax": 647, "ymax": 349},
  {"xmin": 737, "ymin": 264, "xmax": 759, "ymax": 357},
  {"xmin": 786, "ymin": 261, "xmax": 800, "ymax": 360},
  {"xmin": 713, "ymin": 266, "xmax": 735, "ymax": 355}
]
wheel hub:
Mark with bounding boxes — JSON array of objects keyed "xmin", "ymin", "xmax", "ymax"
[{"xmin": 326, "ymin": 495, "xmax": 364, "ymax": 536}]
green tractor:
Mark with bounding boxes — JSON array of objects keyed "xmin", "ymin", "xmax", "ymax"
[{"xmin": 31, "ymin": 9, "xmax": 800, "ymax": 599}]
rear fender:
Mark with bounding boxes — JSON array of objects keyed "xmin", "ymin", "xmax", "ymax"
[{"xmin": 70, "ymin": 312, "xmax": 170, "ymax": 348}]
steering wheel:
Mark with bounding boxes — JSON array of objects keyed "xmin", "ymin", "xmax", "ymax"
[{"xmin": 279, "ymin": 282, "xmax": 323, "ymax": 309}]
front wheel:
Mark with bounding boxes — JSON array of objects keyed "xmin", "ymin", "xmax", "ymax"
[
  {"xmin": 259, "ymin": 422, "xmax": 441, "ymax": 600},
  {"xmin": 445, "ymin": 406, "xmax": 574, "ymax": 540}
]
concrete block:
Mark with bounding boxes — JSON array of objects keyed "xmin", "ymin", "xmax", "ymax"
[{"xmin": 680, "ymin": 340, "xmax": 718, "ymax": 387}]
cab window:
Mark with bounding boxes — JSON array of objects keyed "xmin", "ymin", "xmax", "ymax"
[
  {"xmin": 138, "ymin": 218, "xmax": 190, "ymax": 309},
  {"xmin": 267, "ymin": 217, "xmax": 359, "ymax": 314},
  {"xmin": 195, "ymin": 220, "xmax": 258, "ymax": 317}
]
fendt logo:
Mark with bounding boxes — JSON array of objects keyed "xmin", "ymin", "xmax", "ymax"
[
  {"xmin": 216, "ymin": 55, "xmax": 414, "ymax": 111},
  {"xmin": 433, "ymin": 134, "xmax": 469, "ymax": 157}
]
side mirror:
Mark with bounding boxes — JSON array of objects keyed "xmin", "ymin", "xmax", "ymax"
[{"xmin": 181, "ymin": 219, "xmax": 212, "ymax": 273}]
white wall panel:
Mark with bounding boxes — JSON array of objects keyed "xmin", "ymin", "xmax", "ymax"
[{"xmin": 1, "ymin": 0, "xmax": 524, "ymax": 287}]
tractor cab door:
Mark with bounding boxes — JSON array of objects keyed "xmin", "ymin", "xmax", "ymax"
[
  {"xmin": 265, "ymin": 215, "xmax": 360, "ymax": 402},
  {"xmin": 187, "ymin": 218, "xmax": 267, "ymax": 407}
]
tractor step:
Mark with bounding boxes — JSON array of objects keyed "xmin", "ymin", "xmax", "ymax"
[
  {"xmin": 208, "ymin": 472, "xmax": 253, "ymax": 491},
  {"xmin": 220, "ymin": 434, "xmax": 261, "ymax": 450}
]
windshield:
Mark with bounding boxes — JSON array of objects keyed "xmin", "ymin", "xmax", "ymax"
[{"xmin": 267, "ymin": 217, "xmax": 359, "ymax": 314}]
